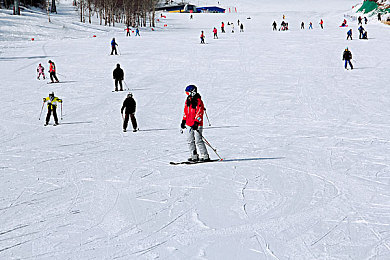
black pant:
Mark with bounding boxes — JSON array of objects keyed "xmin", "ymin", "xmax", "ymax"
[
  {"xmin": 50, "ymin": 72, "xmax": 59, "ymax": 82},
  {"xmin": 221, "ymin": 27, "xmax": 225, "ymax": 33},
  {"xmin": 126, "ymin": 31, "xmax": 130, "ymax": 36},
  {"xmin": 46, "ymin": 105, "xmax": 58, "ymax": 124},
  {"xmin": 111, "ymin": 47, "xmax": 117, "ymax": 55},
  {"xmin": 320, "ymin": 24, "xmax": 323, "ymax": 29},
  {"xmin": 115, "ymin": 79, "xmax": 123, "ymax": 91},
  {"xmin": 123, "ymin": 113, "xmax": 137, "ymax": 130},
  {"xmin": 200, "ymin": 38, "xmax": 205, "ymax": 44},
  {"xmin": 347, "ymin": 34, "xmax": 352, "ymax": 40}
]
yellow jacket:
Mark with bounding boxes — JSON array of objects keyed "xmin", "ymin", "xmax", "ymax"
[{"xmin": 43, "ymin": 96, "xmax": 62, "ymax": 108}]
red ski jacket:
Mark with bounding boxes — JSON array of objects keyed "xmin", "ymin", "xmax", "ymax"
[
  {"xmin": 183, "ymin": 94, "xmax": 204, "ymax": 127},
  {"xmin": 49, "ymin": 63, "xmax": 55, "ymax": 72}
]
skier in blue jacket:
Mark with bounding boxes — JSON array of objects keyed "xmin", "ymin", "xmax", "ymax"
[{"xmin": 110, "ymin": 38, "xmax": 118, "ymax": 55}]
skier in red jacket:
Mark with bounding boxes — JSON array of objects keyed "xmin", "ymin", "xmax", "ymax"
[{"xmin": 181, "ymin": 85, "xmax": 210, "ymax": 162}]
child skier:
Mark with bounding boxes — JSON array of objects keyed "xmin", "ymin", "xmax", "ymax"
[
  {"xmin": 309, "ymin": 22, "xmax": 313, "ymax": 29},
  {"xmin": 200, "ymin": 31, "xmax": 205, "ymax": 44},
  {"xmin": 347, "ymin": 29, "xmax": 353, "ymax": 40},
  {"xmin": 43, "ymin": 92, "xmax": 62, "ymax": 126},
  {"xmin": 342, "ymin": 48, "xmax": 353, "ymax": 70},
  {"xmin": 213, "ymin": 27, "xmax": 218, "ymax": 39},
  {"xmin": 135, "ymin": 28, "xmax": 140, "ymax": 36},
  {"xmin": 111, "ymin": 38, "xmax": 118, "ymax": 55},
  {"xmin": 113, "ymin": 64, "xmax": 124, "ymax": 91},
  {"xmin": 48, "ymin": 60, "xmax": 59, "ymax": 83},
  {"xmin": 180, "ymin": 85, "xmax": 210, "ymax": 162},
  {"xmin": 37, "ymin": 63, "xmax": 45, "ymax": 80},
  {"xmin": 121, "ymin": 92, "xmax": 138, "ymax": 132}
]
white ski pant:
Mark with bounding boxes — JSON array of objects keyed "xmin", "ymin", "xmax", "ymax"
[{"xmin": 186, "ymin": 126, "xmax": 209, "ymax": 159}]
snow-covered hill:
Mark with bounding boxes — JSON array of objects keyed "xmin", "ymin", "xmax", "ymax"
[{"xmin": 1, "ymin": 0, "xmax": 390, "ymax": 259}]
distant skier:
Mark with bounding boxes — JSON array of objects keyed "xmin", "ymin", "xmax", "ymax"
[
  {"xmin": 309, "ymin": 22, "xmax": 313, "ymax": 29},
  {"xmin": 135, "ymin": 27, "xmax": 140, "ymax": 36},
  {"xmin": 231, "ymin": 23, "xmax": 235, "ymax": 33},
  {"xmin": 319, "ymin": 19, "xmax": 324, "ymax": 29},
  {"xmin": 110, "ymin": 38, "xmax": 118, "ymax": 55},
  {"xmin": 200, "ymin": 30, "xmax": 205, "ymax": 44},
  {"xmin": 237, "ymin": 19, "xmax": 240, "ymax": 25},
  {"xmin": 125, "ymin": 27, "xmax": 130, "ymax": 36},
  {"xmin": 113, "ymin": 64, "xmax": 124, "ymax": 91},
  {"xmin": 240, "ymin": 23, "xmax": 244, "ymax": 32},
  {"xmin": 342, "ymin": 48, "xmax": 353, "ymax": 70},
  {"xmin": 358, "ymin": 25, "xmax": 364, "ymax": 39},
  {"xmin": 283, "ymin": 14, "xmax": 285, "ymax": 20},
  {"xmin": 301, "ymin": 22, "xmax": 304, "ymax": 29},
  {"xmin": 180, "ymin": 85, "xmax": 210, "ymax": 162},
  {"xmin": 221, "ymin": 22, "xmax": 225, "ymax": 33},
  {"xmin": 364, "ymin": 17, "xmax": 368, "ymax": 24},
  {"xmin": 378, "ymin": 13, "xmax": 381, "ymax": 21},
  {"xmin": 213, "ymin": 27, "xmax": 218, "ymax": 39},
  {"xmin": 358, "ymin": 16, "xmax": 362, "ymax": 24},
  {"xmin": 43, "ymin": 92, "xmax": 62, "ymax": 126},
  {"xmin": 346, "ymin": 29, "xmax": 353, "ymax": 40},
  {"xmin": 190, "ymin": 14, "xmax": 193, "ymax": 19},
  {"xmin": 121, "ymin": 92, "xmax": 138, "ymax": 132},
  {"xmin": 341, "ymin": 19, "xmax": 347, "ymax": 27},
  {"xmin": 48, "ymin": 60, "xmax": 59, "ymax": 83},
  {"xmin": 37, "ymin": 63, "xmax": 45, "ymax": 80},
  {"xmin": 272, "ymin": 21, "xmax": 277, "ymax": 30}
]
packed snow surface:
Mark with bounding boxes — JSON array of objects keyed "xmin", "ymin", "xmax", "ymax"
[{"xmin": 1, "ymin": 0, "xmax": 390, "ymax": 259}]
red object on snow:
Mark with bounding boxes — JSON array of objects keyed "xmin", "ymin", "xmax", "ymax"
[
  {"xmin": 151, "ymin": 28, "xmax": 155, "ymax": 31},
  {"xmin": 93, "ymin": 35, "xmax": 96, "ymax": 37},
  {"xmin": 31, "ymin": 38, "xmax": 34, "ymax": 41},
  {"xmin": 157, "ymin": 19, "xmax": 160, "ymax": 22},
  {"xmin": 162, "ymin": 15, "xmax": 166, "ymax": 18},
  {"xmin": 164, "ymin": 24, "xmax": 167, "ymax": 27}
]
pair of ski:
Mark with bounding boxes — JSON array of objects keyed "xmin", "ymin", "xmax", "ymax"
[{"xmin": 170, "ymin": 159, "xmax": 221, "ymax": 165}]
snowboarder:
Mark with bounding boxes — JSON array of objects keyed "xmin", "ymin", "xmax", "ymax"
[
  {"xmin": 135, "ymin": 27, "xmax": 140, "ymax": 36},
  {"xmin": 342, "ymin": 48, "xmax": 353, "ymax": 70},
  {"xmin": 301, "ymin": 22, "xmax": 304, "ymax": 29},
  {"xmin": 180, "ymin": 85, "xmax": 210, "ymax": 162},
  {"xmin": 347, "ymin": 29, "xmax": 353, "ymax": 40},
  {"xmin": 43, "ymin": 92, "xmax": 62, "ymax": 126},
  {"xmin": 272, "ymin": 21, "xmax": 277, "ymax": 30},
  {"xmin": 309, "ymin": 22, "xmax": 313, "ymax": 29},
  {"xmin": 37, "ymin": 63, "xmax": 45, "ymax": 80},
  {"xmin": 48, "ymin": 60, "xmax": 59, "ymax": 83},
  {"xmin": 221, "ymin": 22, "xmax": 225, "ymax": 33},
  {"xmin": 364, "ymin": 17, "xmax": 368, "ymax": 24},
  {"xmin": 240, "ymin": 23, "xmax": 244, "ymax": 32},
  {"xmin": 358, "ymin": 25, "xmax": 364, "ymax": 39},
  {"xmin": 110, "ymin": 38, "xmax": 118, "ymax": 55},
  {"xmin": 113, "ymin": 64, "xmax": 124, "ymax": 91},
  {"xmin": 319, "ymin": 19, "xmax": 324, "ymax": 29},
  {"xmin": 213, "ymin": 27, "xmax": 218, "ymax": 39},
  {"xmin": 125, "ymin": 27, "xmax": 131, "ymax": 36},
  {"xmin": 200, "ymin": 31, "xmax": 205, "ymax": 44},
  {"xmin": 341, "ymin": 19, "xmax": 347, "ymax": 27},
  {"xmin": 121, "ymin": 92, "xmax": 138, "ymax": 132}
]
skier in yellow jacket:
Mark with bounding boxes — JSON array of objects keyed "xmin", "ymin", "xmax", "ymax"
[{"xmin": 43, "ymin": 92, "xmax": 62, "ymax": 126}]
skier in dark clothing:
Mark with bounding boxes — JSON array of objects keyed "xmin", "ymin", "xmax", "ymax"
[
  {"xmin": 125, "ymin": 27, "xmax": 131, "ymax": 36},
  {"xmin": 121, "ymin": 93, "xmax": 138, "ymax": 132},
  {"xmin": 113, "ymin": 64, "xmax": 124, "ymax": 91},
  {"xmin": 364, "ymin": 17, "xmax": 368, "ymax": 24},
  {"xmin": 378, "ymin": 13, "xmax": 381, "ymax": 21},
  {"xmin": 240, "ymin": 23, "xmax": 244, "ymax": 32},
  {"xmin": 110, "ymin": 38, "xmax": 118, "ymax": 55},
  {"xmin": 358, "ymin": 25, "xmax": 364, "ymax": 39},
  {"xmin": 43, "ymin": 92, "xmax": 62, "ymax": 126},
  {"xmin": 272, "ymin": 21, "xmax": 277, "ymax": 30},
  {"xmin": 301, "ymin": 22, "xmax": 304, "ymax": 29},
  {"xmin": 358, "ymin": 16, "xmax": 362, "ymax": 24},
  {"xmin": 342, "ymin": 48, "xmax": 353, "ymax": 70},
  {"xmin": 346, "ymin": 29, "xmax": 352, "ymax": 40}
]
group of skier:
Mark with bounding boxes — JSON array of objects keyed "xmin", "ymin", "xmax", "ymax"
[
  {"xmin": 273, "ymin": 19, "xmax": 323, "ymax": 31},
  {"xmin": 200, "ymin": 20, "xmax": 244, "ymax": 44}
]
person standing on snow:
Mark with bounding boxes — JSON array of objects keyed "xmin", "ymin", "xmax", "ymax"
[
  {"xmin": 358, "ymin": 25, "xmax": 364, "ymax": 39},
  {"xmin": 309, "ymin": 22, "xmax": 313, "ymax": 29},
  {"xmin": 135, "ymin": 27, "xmax": 140, "ymax": 36},
  {"xmin": 221, "ymin": 22, "xmax": 225, "ymax": 33},
  {"xmin": 48, "ymin": 60, "xmax": 59, "ymax": 83},
  {"xmin": 378, "ymin": 13, "xmax": 381, "ymax": 21},
  {"xmin": 342, "ymin": 48, "xmax": 353, "ymax": 70},
  {"xmin": 213, "ymin": 27, "xmax": 218, "ymax": 39},
  {"xmin": 346, "ymin": 29, "xmax": 353, "ymax": 40},
  {"xmin": 319, "ymin": 19, "xmax": 324, "ymax": 29},
  {"xmin": 272, "ymin": 21, "xmax": 277, "ymax": 30},
  {"xmin": 364, "ymin": 17, "xmax": 368, "ymax": 24},
  {"xmin": 358, "ymin": 16, "xmax": 362, "ymax": 24},
  {"xmin": 125, "ymin": 27, "xmax": 131, "ymax": 36},
  {"xmin": 240, "ymin": 23, "xmax": 244, "ymax": 32},
  {"xmin": 180, "ymin": 85, "xmax": 210, "ymax": 162},
  {"xmin": 111, "ymin": 38, "xmax": 118, "ymax": 55},
  {"xmin": 301, "ymin": 22, "xmax": 304, "ymax": 29},
  {"xmin": 113, "ymin": 64, "xmax": 124, "ymax": 91},
  {"xmin": 200, "ymin": 31, "xmax": 205, "ymax": 44},
  {"xmin": 231, "ymin": 23, "xmax": 235, "ymax": 33},
  {"xmin": 43, "ymin": 92, "xmax": 62, "ymax": 126},
  {"xmin": 121, "ymin": 92, "xmax": 138, "ymax": 132},
  {"xmin": 37, "ymin": 63, "xmax": 45, "ymax": 80}
]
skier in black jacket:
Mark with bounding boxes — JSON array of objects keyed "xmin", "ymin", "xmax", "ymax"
[
  {"xmin": 342, "ymin": 48, "xmax": 353, "ymax": 70},
  {"xmin": 121, "ymin": 93, "xmax": 138, "ymax": 132},
  {"xmin": 113, "ymin": 64, "xmax": 124, "ymax": 91}
]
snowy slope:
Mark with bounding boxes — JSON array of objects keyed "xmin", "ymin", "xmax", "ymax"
[{"xmin": 1, "ymin": 0, "xmax": 390, "ymax": 259}]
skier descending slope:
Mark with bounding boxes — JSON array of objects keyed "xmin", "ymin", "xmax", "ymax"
[
  {"xmin": 200, "ymin": 31, "xmax": 205, "ymax": 44},
  {"xmin": 121, "ymin": 93, "xmax": 138, "ymax": 132},
  {"xmin": 43, "ymin": 92, "xmax": 62, "ymax": 126},
  {"xmin": 110, "ymin": 38, "xmax": 118, "ymax": 55},
  {"xmin": 48, "ymin": 60, "xmax": 59, "ymax": 83},
  {"xmin": 343, "ymin": 47, "xmax": 353, "ymax": 70},
  {"xmin": 180, "ymin": 85, "xmax": 210, "ymax": 162},
  {"xmin": 113, "ymin": 64, "xmax": 124, "ymax": 91},
  {"xmin": 37, "ymin": 63, "xmax": 45, "ymax": 80}
]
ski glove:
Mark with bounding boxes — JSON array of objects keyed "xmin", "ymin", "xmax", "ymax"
[
  {"xmin": 191, "ymin": 122, "xmax": 199, "ymax": 131},
  {"xmin": 181, "ymin": 120, "xmax": 186, "ymax": 129}
]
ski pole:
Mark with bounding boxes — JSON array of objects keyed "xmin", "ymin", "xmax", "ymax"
[
  {"xmin": 117, "ymin": 46, "xmax": 121, "ymax": 55},
  {"xmin": 204, "ymin": 109, "xmax": 211, "ymax": 126},
  {"xmin": 61, "ymin": 103, "xmax": 63, "ymax": 120},
  {"xmin": 196, "ymin": 130, "xmax": 223, "ymax": 160},
  {"xmin": 123, "ymin": 81, "xmax": 130, "ymax": 91},
  {"xmin": 38, "ymin": 102, "xmax": 45, "ymax": 120}
]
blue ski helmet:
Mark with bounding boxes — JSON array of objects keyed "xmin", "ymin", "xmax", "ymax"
[{"xmin": 185, "ymin": 85, "xmax": 197, "ymax": 96}]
